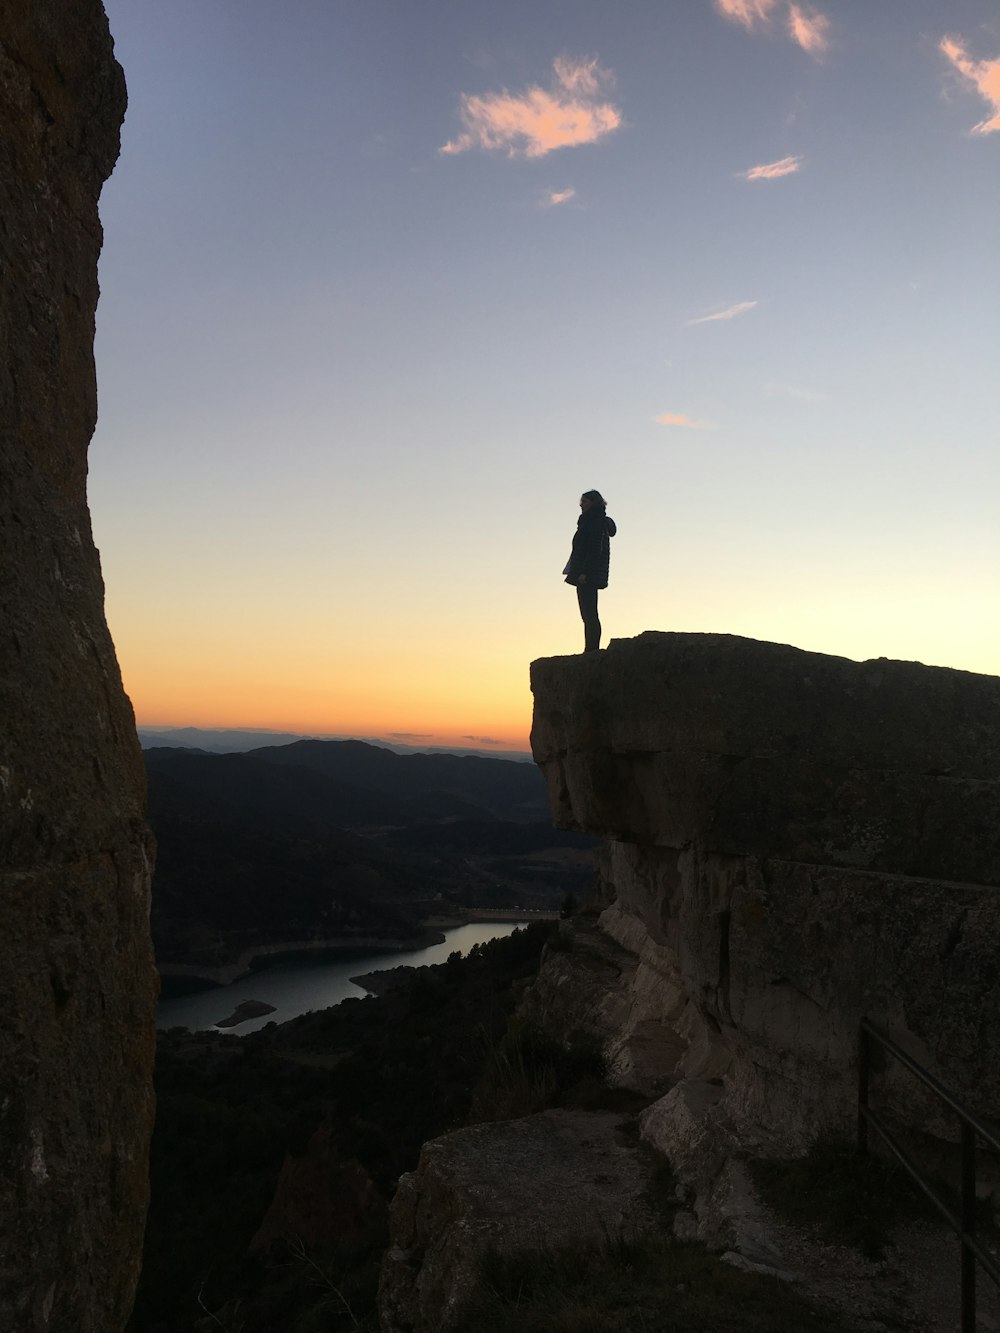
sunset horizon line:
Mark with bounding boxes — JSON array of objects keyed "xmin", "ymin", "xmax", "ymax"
[{"xmin": 135, "ymin": 720, "xmax": 532, "ymax": 752}]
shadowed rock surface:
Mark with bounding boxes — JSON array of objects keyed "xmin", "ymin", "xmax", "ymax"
[
  {"xmin": 527, "ymin": 633, "xmax": 1000, "ymax": 1209},
  {"xmin": 379, "ymin": 1110, "xmax": 660, "ymax": 1333},
  {"xmin": 0, "ymin": 5, "xmax": 156, "ymax": 1331},
  {"xmin": 378, "ymin": 633, "xmax": 1000, "ymax": 1329},
  {"xmin": 375, "ymin": 633, "xmax": 1000, "ymax": 1332}
]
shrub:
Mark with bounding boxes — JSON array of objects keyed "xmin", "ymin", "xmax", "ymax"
[{"xmin": 469, "ymin": 1022, "xmax": 606, "ymax": 1123}]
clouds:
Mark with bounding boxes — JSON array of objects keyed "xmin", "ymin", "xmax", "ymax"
[
  {"xmin": 544, "ymin": 187, "xmax": 577, "ymax": 207},
  {"xmin": 714, "ymin": 0, "xmax": 779, "ymax": 30},
  {"xmin": 551, "ymin": 55, "xmax": 603, "ymax": 97},
  {"xmin": 787, "ymin": 5, "xmax": 830, "ymax": 57},
  {"xmin": 715, "ymin": 0, "xmax": 829, "ymax": 58},
  {"xmin": 686, "ymin": 300, "xmax": 758, "ymax": 325},
  {"xmin": 655, "ymin": 413, "xmax": 709, "ymax": 428},
  {"xmin": 940, "ymin": 36, "xmax": 1000, "ymax": 135},
  {"xmin": 441, "ymin": 56, "xmax": 622, "ymax": 158},
  {"xmin": 741, "ymin": 154, "xmax": 802, "ymax": 180}
]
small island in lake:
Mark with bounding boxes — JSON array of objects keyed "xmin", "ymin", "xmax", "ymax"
[{"xmin": 215, "ymin": 999, "xmax": 277, "ymax": 1028}]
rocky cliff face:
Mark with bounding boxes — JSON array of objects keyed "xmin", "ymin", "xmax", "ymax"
[
  {"xmin": 0, "ymin": 6, "xmax": 156, "ymax": 1331},
  {"xmin": 528, "ymin": 632, "xmax": 1000, "ymax": 1169},
  {"xmin": 378, "ymin": 634, "xmax": 1000, "ymax": 1329}
]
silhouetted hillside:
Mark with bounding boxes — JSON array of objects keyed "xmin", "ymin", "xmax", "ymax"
[
  {"xmin": 248, "ymin": 739, "xmax": 548, "ymax": 821},
  {"xmin": 146, "ymin": 747, "xmax": 409, "ymax": 834},
  {"xmin": 145, "ymin": 742, "xmax": 594, "ymax": 974},
  {"xmin": 138, "ymin": 726, "xmax": 534, "ymax": 760}
]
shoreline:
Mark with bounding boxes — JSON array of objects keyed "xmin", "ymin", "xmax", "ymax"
[
  {"xmin": 156, "ymin": 911, "xmax": 558, "ymax": 991},
  {"xmin": 349, "ymin": 965, "xmax": 420, "ymax": 996},
  {"xmin": 157, "ymin": 930, "xmax": 447, "ymax": 990}
]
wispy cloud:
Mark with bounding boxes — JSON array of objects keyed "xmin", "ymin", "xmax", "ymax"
[
  {"xmin": 544, "ymin": 187, "xmax": 577, "ymax": 207},
  {"xmin": 787, "ymin": 5, "xmax": 830, "ymax": 57},
  {"xmin": 686, "ymin": 300, "xmax": 758, "ymax": 325},
  {"xmin": 940, "ymin": 36, "xmax": 1000, "ymax": 135},
  {"xmin": 463, "ymin": 734, "xmax": 506, "ymax": 745},
  {"xmin": 741, "ymin": 154, "xmax": 802, "ymax": 180},
  {"xmin": 715, "ymin": 0, "xmax": 779, "ymax": 30},
  {"xmin": 441, "ymin": 56, "xmax": 622, "ymax": 158},
  {"xmin": 655, "ymin": 412, "xmax": 710, "ymax": 428},
  {"xmin": 715, "ymin": 0, "xmax": 830, "ymax": 58},
  {"xmin": 551, "ymin": 55, "xmax": 603, "ymax": 97}
]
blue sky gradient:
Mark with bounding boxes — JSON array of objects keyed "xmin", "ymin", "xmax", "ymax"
[{"xmin": 91, "ymin": 0, "xmax": 999, "ymax": 745}]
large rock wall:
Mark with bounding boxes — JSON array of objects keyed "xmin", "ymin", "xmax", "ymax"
[
  {"xmin": 0, "ymin": 7, "xmax": 156, "ymax": 1331},
  {"xmin": 377, "ymin": 633, "xmax": 1000, "ymax": 1329},
  {"xmin": 529, "ymin": 634, "xmax": 1000, "ymax": 1162}
]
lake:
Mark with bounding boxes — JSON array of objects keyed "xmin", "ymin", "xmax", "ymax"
[{"xmin": 156, "ymin": 921, "xmax": 530, "ymax": 1035}]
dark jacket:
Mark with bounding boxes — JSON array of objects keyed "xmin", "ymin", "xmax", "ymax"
[{"xmin": 564, "ymin": 508, "xmax": 616, "ymax": 589}]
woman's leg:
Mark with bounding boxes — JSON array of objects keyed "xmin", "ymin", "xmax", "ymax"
[{"xmin": 577, "ymin": 584, "xmax": 601, "ymax": 651}]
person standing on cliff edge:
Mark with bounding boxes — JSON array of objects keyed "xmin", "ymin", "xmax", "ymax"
[{"xmin": 563, "ymin": 490, "xmax": 616, "ymax": 652}]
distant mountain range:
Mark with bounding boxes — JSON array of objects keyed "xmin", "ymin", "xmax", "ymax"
[
  {"xmin": 138, "ymin": 725, "xmax": 532, "ymax": 762},
  {"xmin": 146, "ymin": 739, "xmax": 594, "ymax": 981}
]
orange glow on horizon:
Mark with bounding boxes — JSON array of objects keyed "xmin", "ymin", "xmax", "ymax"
[{"xmin": 119, "ymin": 644, "xmax": 537, "ymax": 752}]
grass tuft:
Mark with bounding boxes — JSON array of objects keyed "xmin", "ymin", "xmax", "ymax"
[{"xmin": 469, "ymin": 1021, "xmax": 606, "ymax": 1123}]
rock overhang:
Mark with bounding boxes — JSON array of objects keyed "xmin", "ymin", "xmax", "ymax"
[{"xmin": 530, "ymin": 632, "xmax": 1000, "ymax": 884}]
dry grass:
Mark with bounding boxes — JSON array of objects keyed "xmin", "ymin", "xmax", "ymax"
[
  {"xmin": 468, "ymin": 1021, "xmax": 606, "ymax": 1124},
  {"xmin": 458, "ymin": 1233, "xmax": 853, "ymax": 1332}
]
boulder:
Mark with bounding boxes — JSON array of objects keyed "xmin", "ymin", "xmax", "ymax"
[{"xmin": 379, "ymin": 1109, "xmax": 660, "ymax": 1332}]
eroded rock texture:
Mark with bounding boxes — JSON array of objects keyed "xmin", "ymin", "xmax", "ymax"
[
  {"xmin": 380, "ymin": 1110, "xmax": 660, "ymax": 1332},
  {"xmin": 1, "ymin": 6, "xmax": 156, "ymax": 1331},
  {"xmin": 528, "ymin": 633, "xmax": 1000, "ymax": 1173},
  {"xmin": 377, "ymin": 634, "xmax": 1000, "ymax": 1327}
]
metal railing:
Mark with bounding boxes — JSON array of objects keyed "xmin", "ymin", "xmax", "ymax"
[{"xmin": 858, "ymin": 1017, "xmax": 1000, "ymax": 1332}]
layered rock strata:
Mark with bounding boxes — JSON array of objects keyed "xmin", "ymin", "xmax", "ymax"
[
  {"xmin": 0, "ymin": 6, "xmax": 156, "ymax": 1331},
  {"xmin": 528, "ymin": 633, "xmax": 1000, "ymax": 1171}
]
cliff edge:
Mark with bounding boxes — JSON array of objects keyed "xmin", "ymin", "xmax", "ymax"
[
  {"xmin": 528, "ymin": 632, "xmax": 1000, "ymax": 1165},
  {"xmin": 379, "ymin": 632, "xmax": 1000, "ymax": 1331},
  {"xmin": 0, "ymin": 6, "xmax": 156, "ymax": 1331}
]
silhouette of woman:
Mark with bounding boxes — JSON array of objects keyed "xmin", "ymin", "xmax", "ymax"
[{"xmin": 563, "ymin": 490, "xmax": 616, "ymax": 652}]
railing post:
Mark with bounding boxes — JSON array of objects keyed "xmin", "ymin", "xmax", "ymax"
[
  {"xmin": 860, "ymin": 1019, "xmax": 1000, "ymax": 1328},
  {"xmin": 961, "ymin": 1120, "xmax": 976, "ymax": 1333},
  {"xmin": 857, "ymin": 1021, "xmax": 870, "ymax": 1156}
]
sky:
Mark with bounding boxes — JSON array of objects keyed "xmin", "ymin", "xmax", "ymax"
[{"xmin": 91, "ymin": 0, "xmax": 999, "ymax": 751}]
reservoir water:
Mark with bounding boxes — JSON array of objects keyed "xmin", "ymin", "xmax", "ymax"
[{"xmin": 156, "ymin": 921, "xmax": 529, "ymax": 1036}]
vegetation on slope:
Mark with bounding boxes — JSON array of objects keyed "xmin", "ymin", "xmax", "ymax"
[
  {"xmin": 131, "ymin": 924, "xmax": 558, "ymax": 1332},
  {"xmin": 133, "ymin": 920, "xmax": 872, "ymax": 1333}
]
